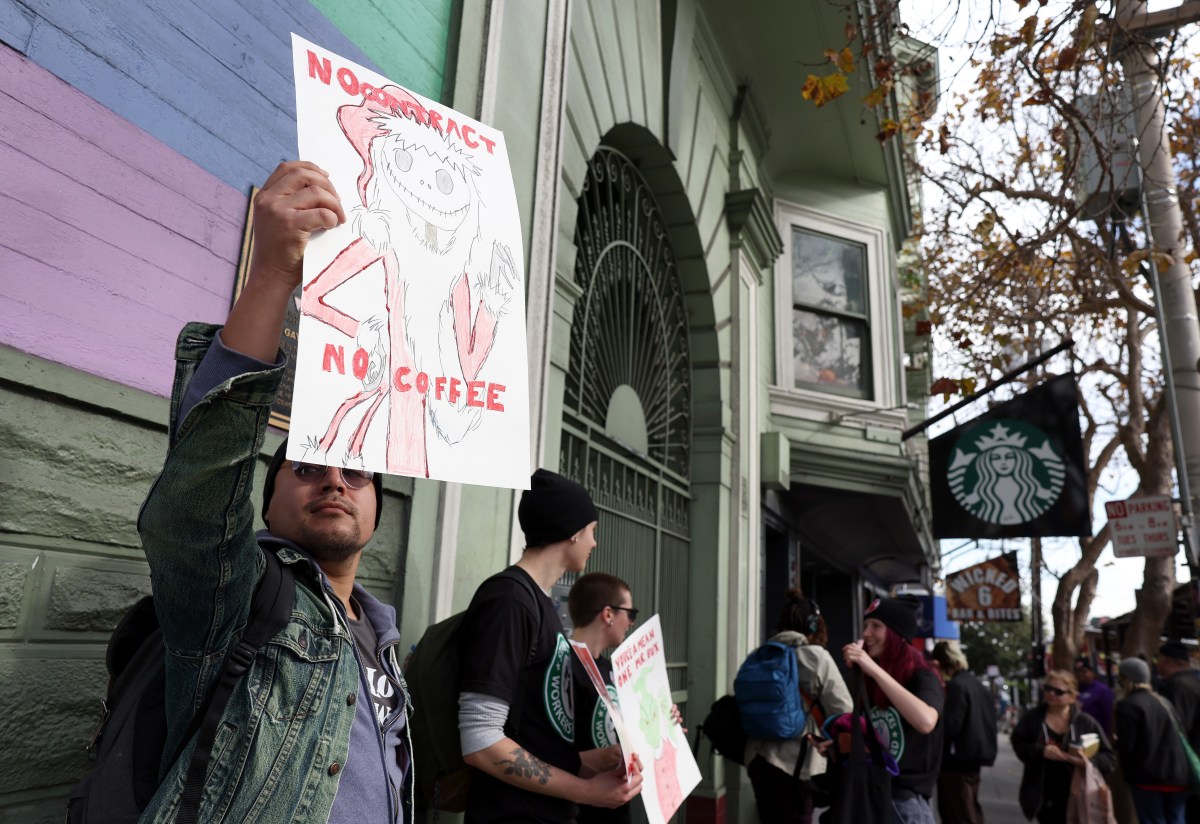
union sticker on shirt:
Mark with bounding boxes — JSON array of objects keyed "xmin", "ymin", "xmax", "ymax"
[
  {"xmin": 591, "ymin": 684, "xmax": 620, "ymax": 747},
  {"xmin": 544, "ymin": 634, "xmax": 575, "ymax": 742},
  {"xmin": 870, "ymin": 706, "xmax": 905, "ymax": 761}
]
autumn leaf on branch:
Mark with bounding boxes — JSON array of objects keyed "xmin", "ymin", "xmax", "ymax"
[
  {"xmin": 825, "ymin": 47, "xmax": 856, "ymax": 74},
  {"xmin": 876, "ymin": 118, "xmax": 901, "ymax": 143},
  {"xmin": 930, "ymin": 377, "xmax": 960, "ymax": 402},
  {"xmin": 862, "ymin": 82, "xmax": 892, "ymax": 108},
  {"xmin": 802, "ymin": 73, "xmax": 850, "ymax": 107},
  {"xmin": 1020, "ymin": 15, "xmax": 1038, "ymax": 47}
]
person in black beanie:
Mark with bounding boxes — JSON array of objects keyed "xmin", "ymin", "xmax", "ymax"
[
  {"xmin": 456, "ymin": 469, "xmax": 643, "ymax": 823},
  {"xmin": 842, "ymin": 596, "xmax": 944, "ymax": 824}
]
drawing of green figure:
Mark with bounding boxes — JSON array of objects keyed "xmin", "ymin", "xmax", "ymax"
[{"xmin": 633, "ymin": 668, "xmax": 670, "ymax": 749}]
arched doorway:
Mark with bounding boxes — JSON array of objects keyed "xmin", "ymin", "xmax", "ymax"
[{"xmin": 559, "ymin": 145, "xmax": 693, "ymax": 707}]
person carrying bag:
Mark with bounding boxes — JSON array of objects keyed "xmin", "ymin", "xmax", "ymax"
[
  {"xmin": 820, "ymin": 670, "xmax": 895, "ymax": 823},
  {"xmin": 741, "ymin": 591, "xmax": 852, "ymax": 824}
]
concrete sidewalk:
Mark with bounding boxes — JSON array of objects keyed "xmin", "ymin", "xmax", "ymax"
[{"xmin": 934, "ymin": 734, "xmax": 1027, "ymax": 824}]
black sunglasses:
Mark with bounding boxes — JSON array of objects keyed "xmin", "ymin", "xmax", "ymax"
[
  {"xmin": 290, "ymin": 461, "xmax": 375, "ymax": 489},
  {"xmin": 1044, "ymin": 686, "xmax": 1071, "ymax": 697},
  {"xmin": 608, "ymin": 605, "xmax": 639, "ymax": 621}
]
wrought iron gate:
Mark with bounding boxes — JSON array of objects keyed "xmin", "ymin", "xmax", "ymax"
[{"xmin": 560, "ymin": 146, "xmax": 692, "ymax": 714}]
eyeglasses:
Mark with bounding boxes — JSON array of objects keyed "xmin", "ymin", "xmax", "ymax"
[
  {"xmin": 290, "ymin": 461, "xmax": 375, "ymax": 490},
  {"xmin": 609, "ymin": 606, "xmax": 639, "ymax": 621},
  {"xmin": 1044, "ymin": 686, "xmax": 1072, "ymax": 697}
]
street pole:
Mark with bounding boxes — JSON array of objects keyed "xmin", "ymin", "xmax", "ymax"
[
  {"xmin": 1031, "ymin": 537, "xmax": 1042, "ymax": 704},
  {"xmin": 1116, "ymin": 0, "xmax": 1200, "ymax": 573}
]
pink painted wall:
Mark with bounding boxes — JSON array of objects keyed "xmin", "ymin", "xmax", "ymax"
[{"xmin": 0, "ymin": 47, "xmax": 248, "ymax": 398}]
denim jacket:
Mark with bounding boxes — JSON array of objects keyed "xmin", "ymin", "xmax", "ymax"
[{"xmin": 137, "ymin": 322, "xmax": 413, "ymax": 823}]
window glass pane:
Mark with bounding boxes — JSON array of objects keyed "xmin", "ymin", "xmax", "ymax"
[
  {"xmin": 791, "ymin": 227, "xmax": 866, "ymax": 314},
  {"xmin": 793, "ymin": 309, "xmax": 868, "ymax": 393}
]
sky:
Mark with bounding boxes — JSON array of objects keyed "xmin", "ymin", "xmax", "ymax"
[{"xmin": 898, "ymin": 0, "xmax": 1194, "ymax": 626}]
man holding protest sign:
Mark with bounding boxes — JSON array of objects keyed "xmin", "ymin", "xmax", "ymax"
[
  {"xmin": 137, "ymin": 161, "xmax": 413, "ymax": 823},
  {"xmin": 457, "ymin": 470, "xmax": 643, "ymax": 823}
]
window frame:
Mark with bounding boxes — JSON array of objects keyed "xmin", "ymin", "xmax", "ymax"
[{"xmin": 773, "ymin": 200, "xmax": 899, "ymax": 412}]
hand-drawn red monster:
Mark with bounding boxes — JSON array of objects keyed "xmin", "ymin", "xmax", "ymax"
[{"xmin": 301, "ymin": 86, "xmax": 517, "ymax": 476}]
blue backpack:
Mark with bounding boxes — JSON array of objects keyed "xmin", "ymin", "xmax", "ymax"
[{"xmin": 734, "ymin": 641, "xmax": 807, "ymax": 740}]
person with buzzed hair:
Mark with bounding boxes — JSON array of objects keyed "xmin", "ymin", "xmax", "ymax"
[{"xmin": 567, "ymin": 573, "xmax": 685, "ymax": 824}]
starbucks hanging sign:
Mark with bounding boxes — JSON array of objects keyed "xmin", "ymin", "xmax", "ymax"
[{"xmin": 930, "ymin": 374, "xmax": 1091, "ymax": 539}]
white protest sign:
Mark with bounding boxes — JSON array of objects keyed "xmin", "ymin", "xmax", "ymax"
[
  {"xmin": 1106, "ymin": 494, "xmax": 1178, "ymax": 558},
  {"xmin": 288, "ymin": 34, "xmax": 530, "ymax": 489},
  {"xmin": 570, "ymin": 641, "xmax": 633, "ymax": 766},
  {"xmin": 611, "ymin": 615, "xmax": 700, "ymax": 824}
]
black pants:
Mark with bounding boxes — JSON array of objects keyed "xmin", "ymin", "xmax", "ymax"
[
  {"xmin": 747, "ymin": 756, "xmax": 813, "ymax": 824},
  {"xmin": 937, "ymin": 768, "xmax": 984, "ymax": 824}
]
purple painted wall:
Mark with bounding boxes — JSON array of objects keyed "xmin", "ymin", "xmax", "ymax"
[{"xmin": 0, "ymin": 46, "xmax": 246, "ymax": 397}]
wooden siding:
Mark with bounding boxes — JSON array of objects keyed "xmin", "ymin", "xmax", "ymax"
[
  {"xmin": 0, "ymin": 47, "xmax": 245, "ymax": 397},
  {"xmin": 310, "ymin": 0, "xmax": 452, "ymax": 100}
]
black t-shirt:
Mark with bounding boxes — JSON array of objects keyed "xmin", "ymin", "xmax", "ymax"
[
  {"xmin": 459, "ymin": 567, "xmax": 581, "ymax": 824},
  {"xmin": 347, "ymin": 598, "xmax": 399, "ymax": 726},
  {"xmin": 868, "ymin": 666, "xmax": 945, "ymax": 797},
  {"xmin": 573, "ymin": 655, "xmax": 632, "ymax": 824}
]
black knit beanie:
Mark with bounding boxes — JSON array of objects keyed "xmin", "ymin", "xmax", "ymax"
[
  {"xmin": 864, "ymin": 596, "xmax": 920, "ymax": 642},
  {"xmin": 261, "ymin": 439, "xmax": 384, "ymax": 529},
  {"xmin": 518, "ymin": 468, "xmax": 599, "ymax": 548}
]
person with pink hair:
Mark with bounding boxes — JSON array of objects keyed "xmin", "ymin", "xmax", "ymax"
[{"xmin": 842, "ymin": 596, "xmax": 944, "ymax": 824}]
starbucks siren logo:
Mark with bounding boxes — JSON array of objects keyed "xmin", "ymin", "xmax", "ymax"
[{"xmin": 948, "ymin": 420, "xmax": 1065, "ymax": 525}]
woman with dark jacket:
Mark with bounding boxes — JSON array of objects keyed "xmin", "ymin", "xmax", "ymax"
[
  {"xmin": 1011, "ymin": 669, "xmax": 1115, "ymax": 823},
  {"xmin": 1114, "ymin": 657, "xmax": 1189, "ymax": 824}
]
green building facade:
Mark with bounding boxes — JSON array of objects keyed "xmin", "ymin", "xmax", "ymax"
[{"xmin": 0, "ymin": 1, "xmax": 936, "ymax": 821}]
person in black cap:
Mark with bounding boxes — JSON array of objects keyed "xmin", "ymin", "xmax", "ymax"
[
  {"xmin": 1158, "ymin": 641, "xmax": 1200, "ymax": 822},
  {"xmin": 456, "ymin": 469, "xmax": 643, "ymax": 823},
  {"xmin": 842, "ymin": 595, "xmax": 944, "ymax": 824},
  {"xmin": 135, "ymin": 162, "xmax": 413, "ymax": 823},
  {"xmin": 1073, "ymin": 655, "xmax": 1114, "ymax": 738}
]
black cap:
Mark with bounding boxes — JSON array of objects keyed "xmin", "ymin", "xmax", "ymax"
[
  {"xmin": 864, "ymin": 596, "xmax": 920, "ymax": 642},
  {"xmin": 518, "ymin": 469, "xmax": 599, "ymax": 548},
  {"xmin": 261, "ymin": 439, "xmax": 384, "ymax": 529},
  {"xmin": 1160, "ymin": 641, "xmax": 1192, "ymax": 663},
  {"xmin": 1074, "ymin": 656, "xmax": 1095, "ymax": 671}
]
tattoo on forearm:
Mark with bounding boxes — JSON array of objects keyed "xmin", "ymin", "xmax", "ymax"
[{"xmin": 496, "ymin": 746, "xmax": 552, "ymax": 785}]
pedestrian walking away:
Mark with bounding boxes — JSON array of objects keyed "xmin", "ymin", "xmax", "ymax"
[
  {"xmin": 1115, "ymin": 657, "xmax": 1189, "ymax": 824},
  {"xmin": 1010, "ymin": 669, "xmax": 1115, "ymax": 824},
  {"xmin": 567, "ymin": 572, "xmax": 684, "ymax": 824},
  {"xmin": 1156, "ymin": 641, "xmax": 1200, "ymax": 824},
  {"xmin": 132, "ymin": 161, "xmax": 413, "ymax": 823},
  {"xmin": 932, "ymin": 640, "xmax": 998, "ymax": 824},
  {"xmin": 1074, "ymin": 657, "xmax": 1115, "ymax": 740},
  {"xmin": 841, "ymin": 596, "xmax": 944, "ymax": 824},
  {"xmin": 456, "ymin": 470, "xmax": 643, "ymax": 824},
  {"xmin": 742, "ymin": 590, "xmax": 851, "ymax": 824}
]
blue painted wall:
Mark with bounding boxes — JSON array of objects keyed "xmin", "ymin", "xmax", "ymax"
[{"xmin": 0, "ymin": 0, "xmax": 434, "ymax": 191}]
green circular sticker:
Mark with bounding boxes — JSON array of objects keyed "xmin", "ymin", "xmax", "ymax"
[
  {"xmin": 870, "ymin": 706, "xmax": 905, "ymax": 761},
  {"xmin": 591, "ymin": 685, "xmax": 619, "ymax": 748},
  {"xmin": 948, "ymin": 419, "xmax": 1065, "ymax": 525},
  {"xmin": 544, "ymin": 633, "xmax": 575, "ymax": 742}
]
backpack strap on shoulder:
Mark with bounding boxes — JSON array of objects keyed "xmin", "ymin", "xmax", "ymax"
[
  {"xmin": 494, "ymin": 568, "xmax": 546, "ymax": 737},
  {"xmin": 174, "ymin": 549, "xmax": 296, "ymax": 824}
]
